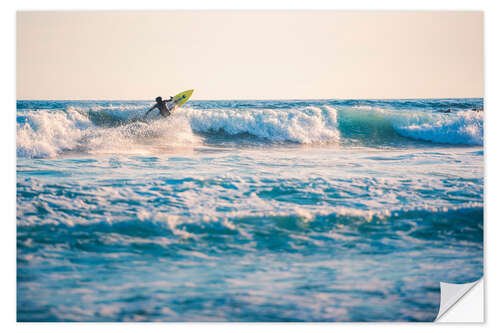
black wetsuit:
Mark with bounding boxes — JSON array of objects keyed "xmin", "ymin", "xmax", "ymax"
[
  {"xmin": 157, "ymin": 100, "xmax": 171, "ymax": 117},
  {"xmin": 143, "ymin": 97, "xmax": 174, "ymax": 119}
]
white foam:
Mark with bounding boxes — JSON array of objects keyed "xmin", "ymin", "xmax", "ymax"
[
  {"xmin": 17, "ymin": 108, "xmax": 91, "ymax": 158},
  {"xmin": 82, "ymin": 116, "xmax": 201, "ymax": 155},
  {"xmin": 387, "ymin": 110, "xmax": 483, "ymax": 145},
  {"xmin": 17, "ymin": 108, "xmax": 200, "ymax": 158},
  {"xmin": 182, "ymin": 106, "xmax": 339, "ymax": 144}
]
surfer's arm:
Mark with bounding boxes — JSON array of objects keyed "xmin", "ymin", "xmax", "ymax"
[{"xmin": 143, "ymin": 104, "xmax": 157, "ymax": 119}]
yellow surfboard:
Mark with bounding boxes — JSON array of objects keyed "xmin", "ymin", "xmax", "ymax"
[{"xmin": 166, "ymin": 89, "xmax": 194, "ymax": 111}]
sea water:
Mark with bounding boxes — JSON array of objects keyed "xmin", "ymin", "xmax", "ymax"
[{"xmin": 17, "ymin": 99, "xmax": 483, "ymax": 321}]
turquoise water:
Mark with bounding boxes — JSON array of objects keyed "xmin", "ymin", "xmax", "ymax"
[{"xmin": 17, "ymin": 99, "xmax": 483, "ymax": 321}]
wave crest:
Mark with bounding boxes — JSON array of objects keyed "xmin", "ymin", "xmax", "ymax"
[
  {"xmin": 17, "ymin": 107, "xmax": 200, "ymax": 158},
  {"xmin": 17, "ymin": 108, "xmax": 91, "ymax": 158},
  {"xmin": 182, "ymin": 106, "xmax": 339, "ymax": 144},
  {"xmin": 388, "ymin": 110, "xmax": 483, "ymax": 145},
  {"xmin": 336, "ymin": 106, "xmax": 483, "ymax": 146}
]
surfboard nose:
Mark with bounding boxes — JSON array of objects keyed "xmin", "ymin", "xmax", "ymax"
[{"xmin": 172, "ymin": 89, "xmax": 194, "ymax": 108}]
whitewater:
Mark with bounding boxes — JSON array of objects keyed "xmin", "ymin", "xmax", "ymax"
[{"xmin": 17, "ymin": 98, "xmax": 483, "ymax": 321}]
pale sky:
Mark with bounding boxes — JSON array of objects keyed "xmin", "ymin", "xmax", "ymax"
[{"xmin": 17, "ymin": 11, "xmax": 483, "ymax": 100}]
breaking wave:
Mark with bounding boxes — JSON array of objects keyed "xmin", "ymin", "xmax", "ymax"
[
  {"xmin": 16, "ymin": 100, "xmax": 483, "ymax": 158},
  {"xmin": 183, "ymin": 105, "xmax": 339, "ymax": 144}
]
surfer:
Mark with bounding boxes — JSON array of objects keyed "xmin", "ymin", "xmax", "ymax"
[{"xmin": 143, "ymin": 96, "xmax": 173, "ymax": 119}]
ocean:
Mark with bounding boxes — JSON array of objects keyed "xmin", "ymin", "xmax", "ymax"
[{"xmin": 16, "ymin": 98, "xmax": 484, "ymax": 321}]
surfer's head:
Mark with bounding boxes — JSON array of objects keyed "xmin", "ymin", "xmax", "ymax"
[{"xmin": 156, "ymin": 96, "xmax": 162, "ymax": 103}]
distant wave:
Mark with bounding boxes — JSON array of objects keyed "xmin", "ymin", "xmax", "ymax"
[{"xmin": 336, "ymin": 106, "xmax": 483, "ymax": 146}]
